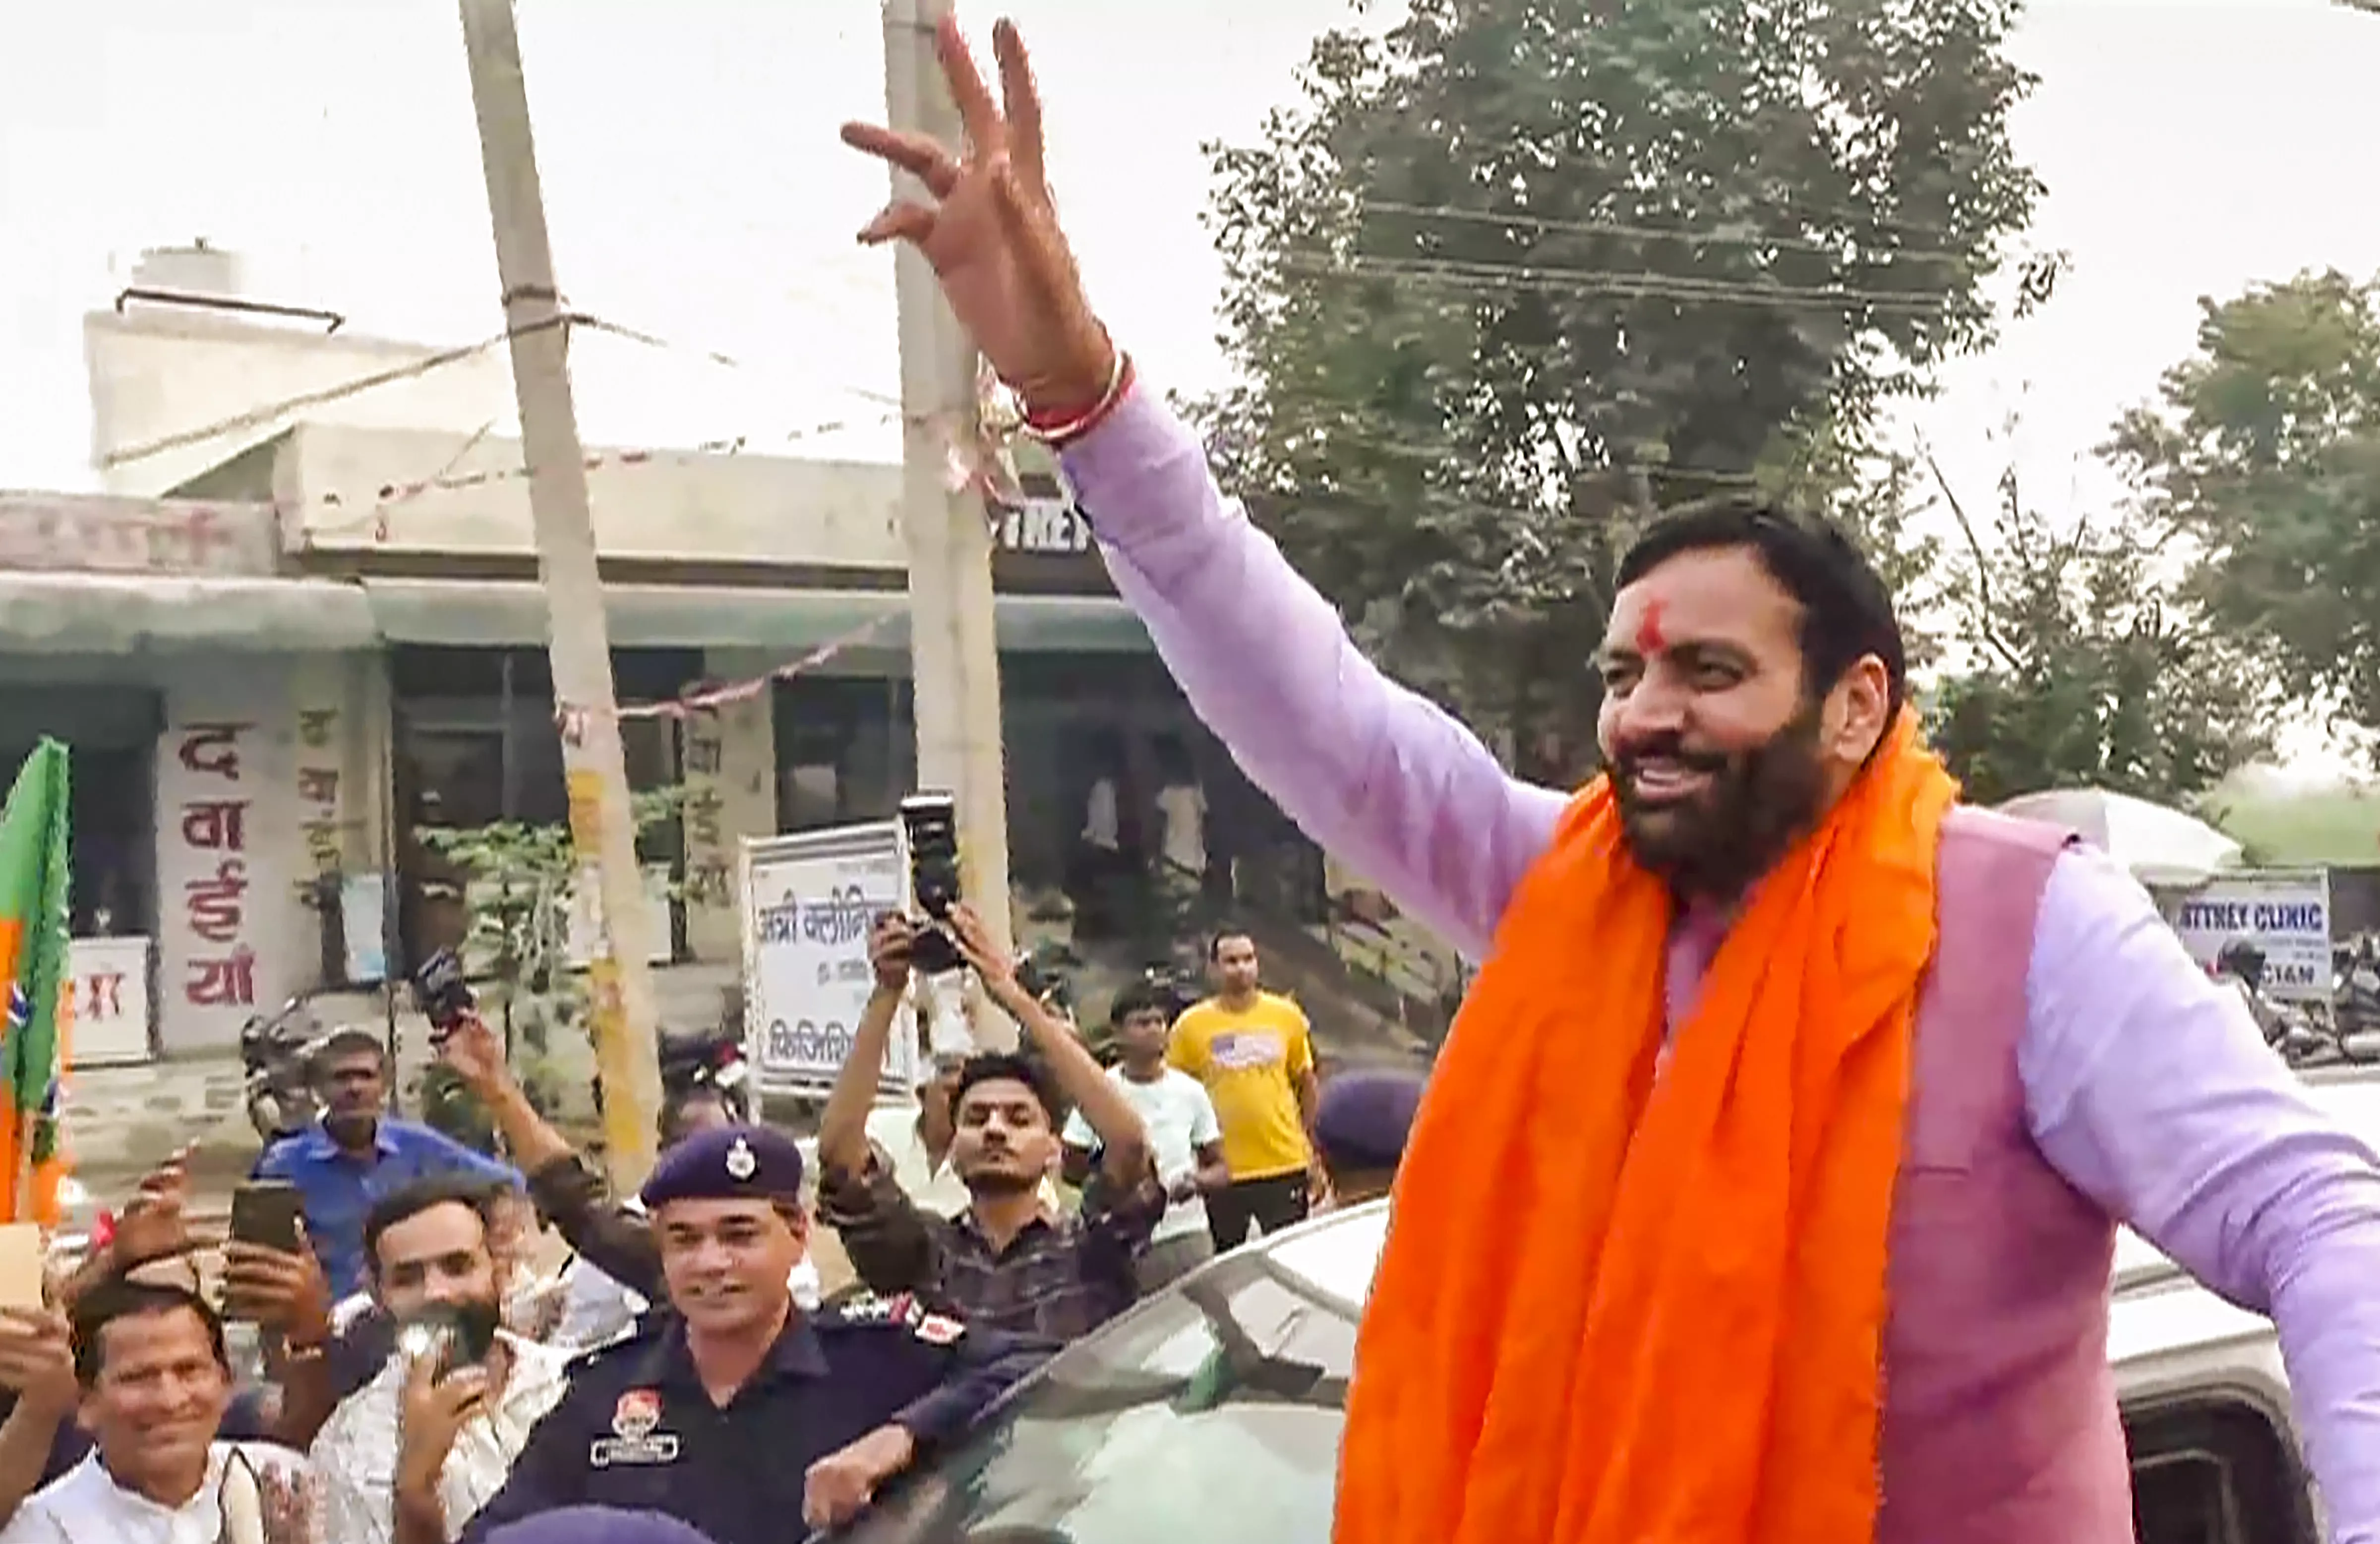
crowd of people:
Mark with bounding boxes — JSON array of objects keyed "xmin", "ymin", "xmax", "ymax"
[{"xmin": 0, "ymin": 891, "xmax": 1421, "ymax": 1544}]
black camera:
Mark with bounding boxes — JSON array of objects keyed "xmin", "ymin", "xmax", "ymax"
[
  {"xmin": 900, "ymin": 792, "xmax": 965, "ymax": 976},
  {"xmin": 411, "ymin": 947, "xmax": 476, "ymax": 1040}
]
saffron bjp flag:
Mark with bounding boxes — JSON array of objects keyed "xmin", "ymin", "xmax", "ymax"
[{"xmin": 0, "ymin": 740, "xmax": 72, "ymax": 1225}]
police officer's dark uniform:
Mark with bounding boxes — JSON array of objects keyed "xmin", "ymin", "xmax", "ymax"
[{"xmin": 458, "ymin": 1127, "xmax": 1049, "ymax": 1544}]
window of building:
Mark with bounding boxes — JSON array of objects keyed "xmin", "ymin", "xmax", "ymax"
[
  {"xmin": 391, "ymin": 647, "xmax": 697, "ymax": 972},
  {"xmin": 773, "ymin": 675, "xmax": 914, "ymax": 832}
]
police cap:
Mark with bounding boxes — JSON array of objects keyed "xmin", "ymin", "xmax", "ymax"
[
  {"xmin": 484, "ymin": 1506, "xmax": 718, "ymax": 1544},
  {"xmin": 1314, "ymin": 1068, "xmax": 1425, "ymax": 1173},
  {"xmin": 637, "ymin": 1123, "xmax": 805, "ymax": 1210}
]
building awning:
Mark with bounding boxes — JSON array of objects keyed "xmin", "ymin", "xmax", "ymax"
[
  {"xmin": 0, "ymin": 573, "xmax": 378, "ymax": 654},
  {"xmin": 357, "ymin": 579, "xmax": 1150, "ymax": 654}
]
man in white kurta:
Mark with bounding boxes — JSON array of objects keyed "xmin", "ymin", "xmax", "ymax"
[{"xmin": 0, "ymin": 1280, "xmax": 312, "ymax": 1544}]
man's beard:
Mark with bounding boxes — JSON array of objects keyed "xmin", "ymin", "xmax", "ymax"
[
  {"xmin": 962, "ymin": 1162, "xmax": 1040, "ymax": 1197},
  {"xmin": 1610, "ymin": 704, "xmax": 1830, "ymax": 901}
]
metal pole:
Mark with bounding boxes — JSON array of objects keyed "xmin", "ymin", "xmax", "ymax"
[
  {"xmin": 882, "ymin": 0, "xmax": 1017, "ymax": 1047},
  {"xmin": 457, "ymin": 0, "xmax": 664, "ymax": 1185}
]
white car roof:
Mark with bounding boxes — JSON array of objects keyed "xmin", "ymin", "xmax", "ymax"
[{"xmin": 1258, "ymin": 1069, "xmax": 2380, "ymax": 1383}]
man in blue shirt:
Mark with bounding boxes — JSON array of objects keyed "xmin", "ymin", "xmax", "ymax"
[{"xmin": 255, "ymin": 1027, "xmax": 519, "ymax": 1297}]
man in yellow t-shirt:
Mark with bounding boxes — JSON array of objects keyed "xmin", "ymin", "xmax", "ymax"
[{"xmin": 1167, "ymin": 929, "xmax": 1321, "ymax": 1250}]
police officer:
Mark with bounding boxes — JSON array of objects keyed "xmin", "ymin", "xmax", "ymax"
[{"xmin": 446, "ymin": 1126, "xmax": 1049, "ymax": 1544}]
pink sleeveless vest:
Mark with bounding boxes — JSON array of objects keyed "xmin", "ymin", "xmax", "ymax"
[{"xmin": 1875, "ymin": 806, "xmax": 2134, "ymax": 1542}]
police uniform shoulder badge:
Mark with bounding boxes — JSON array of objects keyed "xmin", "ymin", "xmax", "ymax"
[
  {"xmin": 724, "ymin": 1136, "xmax": 758, "ymax": 1181},
  {"xmin": 833, "ymin": 1291, "xmax": 915, "ymax": 1325},
  {"xmin": 910, "ymin": 1307, "xmax": 965, "ymax": 1346}
]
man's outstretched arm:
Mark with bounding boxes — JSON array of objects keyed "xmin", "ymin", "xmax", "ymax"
[{"xmin": 1062, "ymin": 387, "xmax": 1564, "ymax": 960}]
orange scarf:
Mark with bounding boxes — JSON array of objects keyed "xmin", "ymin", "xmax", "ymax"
[{"xmin": 1334, "ymin": 715, "xmax": 1956, "ymax": 1544}]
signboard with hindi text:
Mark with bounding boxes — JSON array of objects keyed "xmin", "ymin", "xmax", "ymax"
[
  {"xmin": 2170, "ymin": 867, "xmax": 2335, "ymax": 1005},
  {"xmin": 65, "ymin": 936, "xmax": 152, "ymax": 1066},
  {"xmin": 740, "ymin": 821, "xmax": 919, "ymax": 1096}
]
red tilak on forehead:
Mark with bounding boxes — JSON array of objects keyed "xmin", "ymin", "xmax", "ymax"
[{"xmin": 1634, "ymin": 596, "xmax": 1667, "ymax": 655}]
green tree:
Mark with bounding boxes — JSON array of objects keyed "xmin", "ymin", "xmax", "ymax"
[
  {"xmin": 1924, "ymin": 453, "xmax": 2272, "ymax": 807},
  {"xmin": 1198, "ymin": 0, "xmax": 2048, "ymax": 778},
  {"xmin": 2104, "ymin": 269, "xmax": 2380, "ymax": 748},
  {"xmin": 415, "ymin": 786, "xmax": 686, "ymax": 1143}
]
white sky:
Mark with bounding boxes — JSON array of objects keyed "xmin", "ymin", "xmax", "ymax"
[{"xmin": 3, "ymin": 0, "xmax": 2377, "ymax": 773}]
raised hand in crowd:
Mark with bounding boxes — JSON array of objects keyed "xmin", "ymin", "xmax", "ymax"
[
  {"xmin": 0, "ymin": 1308, "xmax": 74, "ymax": 1421},
  {"xmin": 222, "ymin": 1222, "xmax": 332, "ymax": 1348},
  {"xmin": 111, "ymin": 1143, "xmax": 197, "ymax": 1269},
  {"xmin": 396, "ymin": 1350, "xmax": 489, "ymax": 1525},
  {"xmin": 869, "ymin": 911, "xmax": 916, "ymax": 994},
  {"xmin": 436, "ymin": 1011, "xmax": 508, "ymax": 1094},
  {"xmin": 256, "ymin": 1462, "xmax": 322, "ymax": 1544}
]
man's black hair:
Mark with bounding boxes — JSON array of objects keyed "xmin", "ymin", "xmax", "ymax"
[
  {"xmin": 311, "ymin": 1027, "xmax": 388, "ymax": 1075},
  {"xmin": 1108, "ymin": 979, "xmax": 1175, "ymax": 1028},
  {"xmin": 952, "ymin": 1051, "xmax": 1064, "ymax": 1126},
  {"xmin": 362, "ymin": 1172, "xmax": 506, "ymax": 1278},
  {"xmin": 1207, "ymin": 926, "xmax": 1255, "ymax": 962},
  {"xmin": 70, "ymin": 1277, "xmax": 227, "ymax": 1389},
  {"xmin": 1615, "ymin": 497, "xmax": 1907, "ymax": 723}
]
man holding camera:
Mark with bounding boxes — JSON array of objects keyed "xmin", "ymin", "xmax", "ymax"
[
  {"xmin": 817, "ymin": 905, "xmax": 1167, "ymax": 1340},
  {"xmin": 311, "ymin": 1175, "xmax": 569, "ymax": 1544}
]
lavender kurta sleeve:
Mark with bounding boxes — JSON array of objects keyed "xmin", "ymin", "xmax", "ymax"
[
  {"xmin": 1062, "ymin": 388, "xmax": 1565, "ymax": 959},
  {"xmin": 2024, "ymin": 845, "xmax": 2380, "ymax": 1539}
]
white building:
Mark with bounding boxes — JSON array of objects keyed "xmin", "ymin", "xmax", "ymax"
[{"xmin": 20, "ymin": 249, "xmax": 1442, "ymax": 1171}]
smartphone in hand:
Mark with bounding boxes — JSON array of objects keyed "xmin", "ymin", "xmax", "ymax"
[{"xmin": 229, "ymin": 1181, "xmax": 306, "ymax": 1256}]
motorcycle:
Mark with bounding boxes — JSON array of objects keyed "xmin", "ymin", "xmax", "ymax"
[
  {"xmin": 2335, "ymin": 935, "xmax": 2380, "ymax": 1038},
  {"xmin": 659, "ymin": 1024, "xmax": 753, "ymax": 1123},
  {"xmin": 240, "ymin": 994, "xmax": 329, "ymax": 1143}
]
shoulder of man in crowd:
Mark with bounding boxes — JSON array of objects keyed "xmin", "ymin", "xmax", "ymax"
[
  {"xmin": 564, "ymin": 1314, "xmax": 667, "ymax": 1376},
  {"xmin": 817, "ymin": 1292, "xmax": 970, "ymax": 1348}
]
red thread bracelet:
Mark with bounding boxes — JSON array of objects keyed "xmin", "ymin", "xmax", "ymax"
[{"xmin": 1024, "ymin": 349, "xmax": 1134, "ymax": 448}]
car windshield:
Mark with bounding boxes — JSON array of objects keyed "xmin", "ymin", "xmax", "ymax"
[{"xmin": 837, "ymin": 1251, "xmax": 1361, "ymax": 1544}]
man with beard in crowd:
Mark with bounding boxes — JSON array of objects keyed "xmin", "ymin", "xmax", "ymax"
[
  {"xmin": 841, "ymin": 16, "xmax": 2380, "ymax": 1543},
  {"xmin": 256, "ymin": 1028, "xmax": 521, "ymax": 1299},
  {"xmin": 818, "ymin": 904, "xmax": 1165, "ymax": 1339},
  {"xmin": 311, "ymin": 1175, "xmax": 571, "ymax": 1544}
]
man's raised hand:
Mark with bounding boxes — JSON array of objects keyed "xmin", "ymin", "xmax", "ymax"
[{"xmin": 839, "ymin": 12, "xmax": 1113, "ymax": 416}]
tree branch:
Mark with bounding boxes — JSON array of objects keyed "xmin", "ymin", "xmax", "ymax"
[{"xmin": 1925, "ymin": 449, "xmax": 2025, "ymax": 673}]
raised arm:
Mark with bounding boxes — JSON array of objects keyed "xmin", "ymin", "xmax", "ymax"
[
  {"xmin": 838, "ymin": 13, "xmax": 1557, "ymax": 962},
  {"xmin": 1063, "ymin": 391, "xmax": 1562, "ymax": 958}
]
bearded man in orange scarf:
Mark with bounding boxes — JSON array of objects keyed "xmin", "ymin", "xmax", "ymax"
[{"xmin": 843, "ymin": 14, "xmax": 2380, "ymax": 1543}]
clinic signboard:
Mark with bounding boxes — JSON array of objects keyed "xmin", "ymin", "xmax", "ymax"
[{"xmin": 2170, "ymin": 868, "xmax": 2334, "ymax": 1004}]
